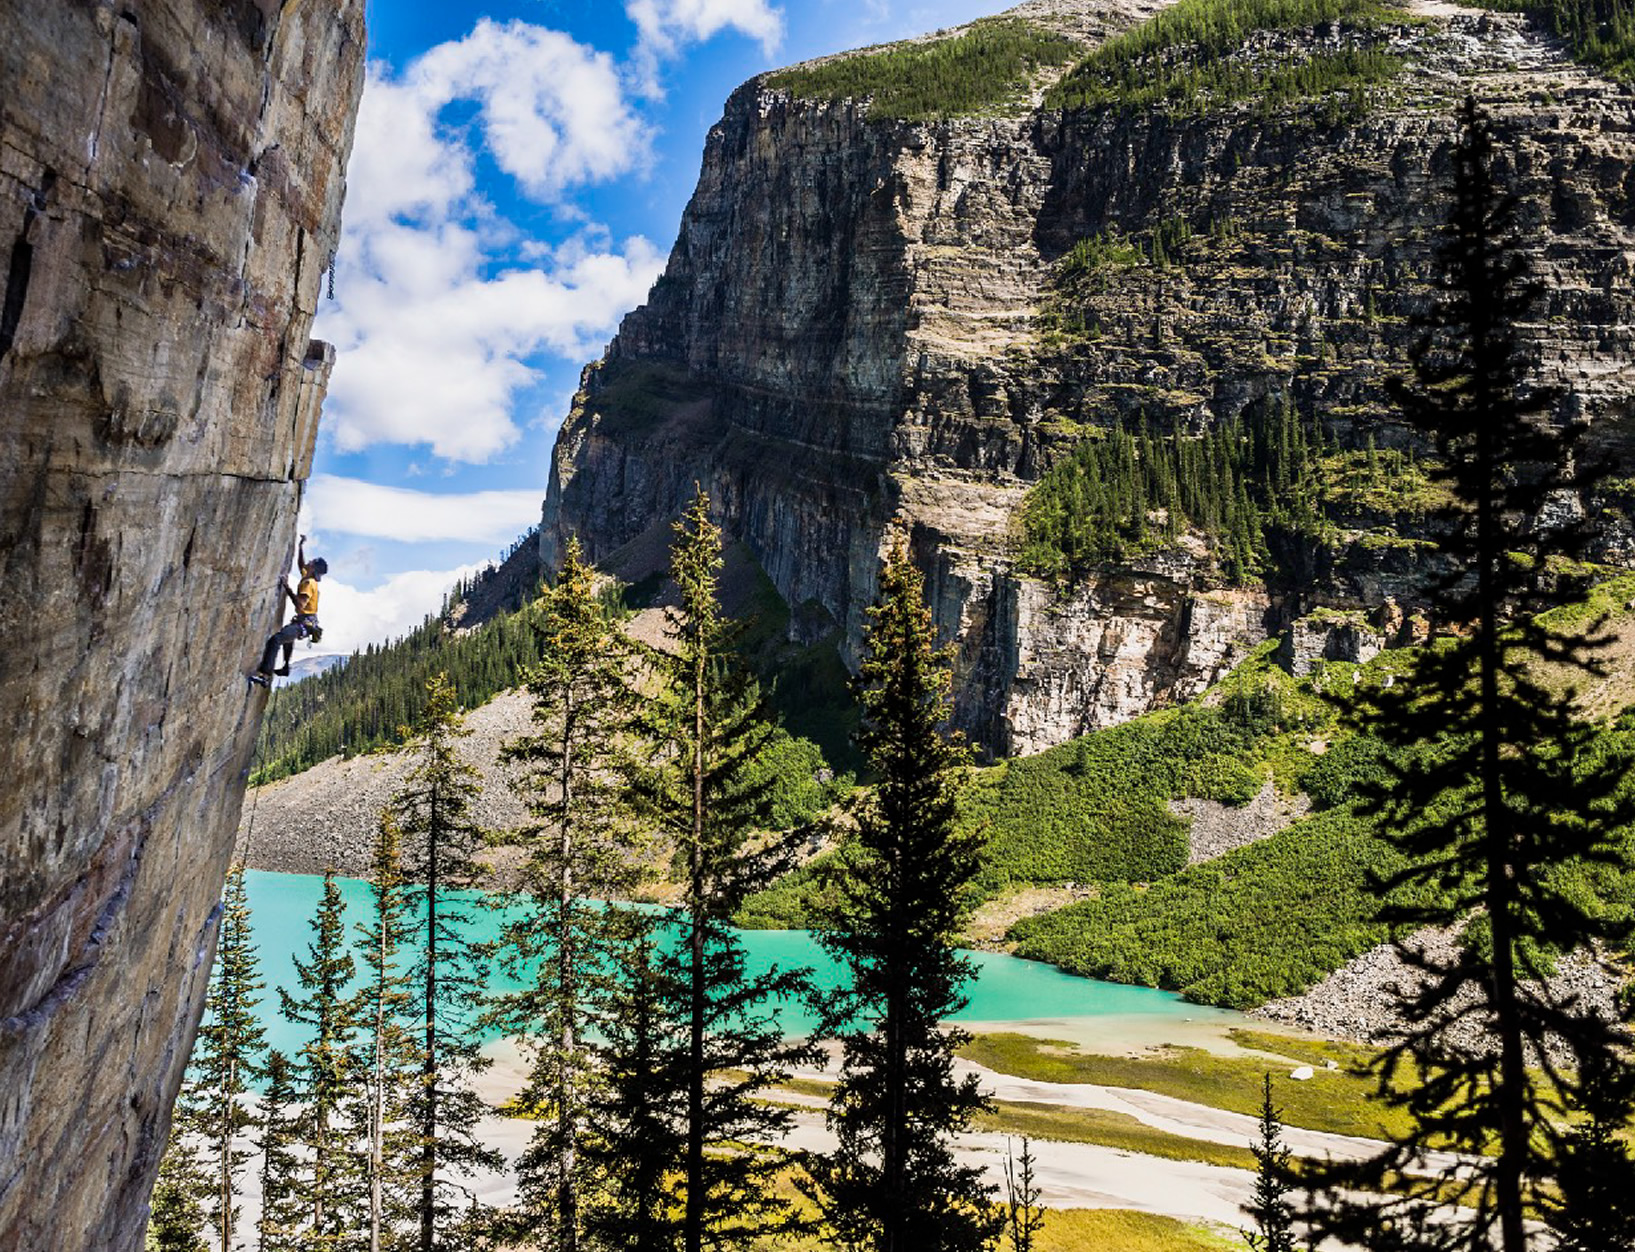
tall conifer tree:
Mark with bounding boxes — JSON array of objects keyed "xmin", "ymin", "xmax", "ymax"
[
  {"xmin": 1305, "ymin": 98, "xmax": 1635, "ymax": 1252},
  {"xmin": 627, "ymin": 489, "xmax": 815, "ymax": 1252},
  {"xmin": 256, "ymin": 1049, "xmax": 305, "ymax": 1251},
  {"xmin": 147, "ymin": 1133, "xmax": 210, "ymax": 1252},
  {"xmin": 492, "ymin": 536, "xmax": 637, "ymax": 1251},
  {"xmin": 354, "ymin": 813, "xmax": 421, "ymax": 1252},
  {"xmin": 579, "ymin": 910, "xmax": 684, "ymax": 1252},
  {"xmin": 811, "ymin": 539, "xmax": 998, "ymax": 1252},
  {"xmin": 1243, "ymin": 1076, "xmax": 1296, "ymax": 1252},
  {"xmin": 279, "ymin": 870, "xmax": 365, "ymax": 1246},
  {"xmin": 186, "ymin": 864, "xmax": 268, "ymax": 1252},
  {"xmin": 391, "ymin": 673, "xmax": 502, "ymax": 1250}
]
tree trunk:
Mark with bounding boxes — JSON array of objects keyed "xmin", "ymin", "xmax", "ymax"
[
  {"xmin": 371, "ymin": 925, "xmax": 386, "ymax": 1252},
  {"xmin": 314, "ymin": 1101, "xmax": 327, "ymax": 1236},
  {"xmin": 1474, "ymin": 358, "xmax": 1527, "ymax": 1252},
  {"xmin": 559, "ymin": 698, "xmax": 578, "ymax": 1252},
  {"xmin": 881, "ymin": 868, "xmax": 904, "ymax": 1252},
  {"xmin": 423, "ymin": 790, "xmax": 439, "ymax": 1252},
  {"xmin": 686, "ymin": 652, "xmax": 706, "ymax": 1252},
  {"xmin": 219, "ymin": 1055, "xmax": 234, "ymax": 1252}
]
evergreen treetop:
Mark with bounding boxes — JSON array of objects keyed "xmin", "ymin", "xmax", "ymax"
[
  {"xmin": 501, "ymin": 533, "xmax": 642, "ymax": 909},
  {"xmin": 389, "ymin": 673, "xmax": 501, "ymax": 1250},
  {"xmin": 1303, "ymin": 98, "xmax": 1635, "ymax": 1252},
  {"xmin": 255, "ymin": 1049, "xmax": 306, "ymax": 1252},
  {"xmin": 634, "ymin": 490, "xmax": 789, "ymax": 913},
  {"xmin": 146, "ymin": 1134, "xmax": 210, "ymax": 1252},
  {"xmin": 490, "ymin": 534, "xmax": 642, "ymax": 1252},
  {"xmin": 182, "ymin": 863, "xmax": 268, "ymax": 1252},
  {"xmin": 812, "ymin": 538, "xmax": 999, "ymax": 1252},
  {"xmin": 278, "ymin": 869, "xmax": 366, "ymax": 1247},
  {"xmin": 1243, "ymin": 1075, "xmax": 1297, "ymax": 1252}
]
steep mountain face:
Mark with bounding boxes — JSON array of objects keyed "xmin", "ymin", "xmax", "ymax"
[
  {"xmin": 0, "ymin": 4, "xmax": 362, "ymax": 1247},
  {"xmin": 544, "ymin": 0, "xmax": 1635, "ymax": 757}
]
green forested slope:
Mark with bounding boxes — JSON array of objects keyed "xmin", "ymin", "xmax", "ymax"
[
  {"xmin": 766, "ymin": 17, "xmax": 1082, "ymax": 120},
  {"xmin": 1017, "ymin": 402, "xmax": 1328, "ymax": 584},
  {"xmin": 1006, "ymin": 630, "xmax": 1635, "ymax": 1008},
  {"xmin": 738, "ymin": 644, "xmax": 1329, "ymax": 929},
  {"xmin": 964, "ymin": 673, "xmax": 1302, "ymax": 891},
  {"xmin": 742, "ymin": 589, "xmax": 1635, "ymax": 1010},
  {"xmin": 253, "ymin": 554, "xmax": 860, "ymax": 820},
  {"xmin": 1009, "ymin": 809, "xmax": 1415, "ymax": 1008},
  {"xmin": 1045, "ymin": 0, "xmax": 1404, "ymax": 114}
]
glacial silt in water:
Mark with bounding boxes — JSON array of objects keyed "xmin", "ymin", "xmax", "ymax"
[{"xmin": 240, "ymin": 870, "xmax": 1240, "ymax": 1059}]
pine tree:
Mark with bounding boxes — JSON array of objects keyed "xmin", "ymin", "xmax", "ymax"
[
  {"xmin": 183, "ymin": 864, "xmax": 268, "ymax": 1252},
  {"xmin": 580, "ymin": 909, "xmax": 685, "ymax": 1252},
  {"xmin": 491, "ymin": 536, "xmax": 638, "ymax": 1252},
  {"xmin": 147, "ymin": 1132, "xmax": 210, "ymax": 1252},
  {"xmin": 1546, "ymin": 1041, "xmax": 1635, "ymax": 1252},
  {"xmin": 353, "ymin": 814, "xmax": 422, "ymax": 1252},
  {"xmin": 811, "ymin": 539, "xmax": 999, "ymax": 1252},
  {"xmin": 627, "ymin": 488, "xmax": 816, "ymax": 1252},
  {"xmin": 1243, "ymin": 1076, "xmax": 1296, "ymax": 1252},
  {"xmin": 1003, "ymin": 1138, "xmax": 1045, "ymax": 1252},
  {"xmin": 256, "ymin": 1050, "xmax": 305, "ymax": 1252},
  {"xmin": 1304, "ymin": 97, "xmax": 1635, "ymax": 1252},
  {"xmin": 391, "ymin": 673, "xmax": 502, "ymax": 1250},
  {"xmin": 279, "ymin": 869, "xmax": 365, "ymax": 1246}
]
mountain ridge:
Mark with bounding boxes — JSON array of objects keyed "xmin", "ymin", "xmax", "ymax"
[{"xmin": 541, "ymin": 0, "xmax": 1635, "ymax": 758}]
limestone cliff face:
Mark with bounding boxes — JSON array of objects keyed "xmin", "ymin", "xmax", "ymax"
[
  {"xmin": 545, "ymin": 0, "xmax": 1635, "ymax": 756},
  {"xmin": 0, "ymin": 3, "xmax": 362, "ymax": 1247}
]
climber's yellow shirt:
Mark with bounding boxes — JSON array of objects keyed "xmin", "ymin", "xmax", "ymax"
[{"xmin": 296, "ymin": 572, "xmax": 320, "ymax": 616}]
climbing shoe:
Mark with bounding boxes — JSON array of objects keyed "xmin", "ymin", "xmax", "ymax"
[{"xmin": 273, "ymin": 666, "xmax": 291, "ymax": 677}]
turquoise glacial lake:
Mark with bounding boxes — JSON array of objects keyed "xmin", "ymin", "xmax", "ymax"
[{"xmin": 240, "ymin": 870, "xmax": 1236, "ymax": 1060}]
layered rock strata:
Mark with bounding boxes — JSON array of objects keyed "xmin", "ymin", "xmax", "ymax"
[
  {"xmin": 0, "ymin": 3, "xmax": 362, "ymax": 1247},
  {"xmin": 545, "ymin": 0, "xmax": 1635, "ymax": 756}
]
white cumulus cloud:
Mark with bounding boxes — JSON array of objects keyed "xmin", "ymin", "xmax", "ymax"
[
  {"xmin": 413, "ymin": 21, "xmax": 648, "ymax": 199},
  {"xmin": 305, "ymin": 474, "xmax": 544, "ymax": 546},
  {"xmin": 316, "ymin": 23, "xmax": 663, "ymax": 463},
  {"xmin": 319, "ymin": 225, "xmax": 662, "ymax": 461},
  {"xmin": 310, "ymin": 566, "xmax": 489, "ymax": 658},
  {"xmin": 628, "ymin": 0, "xmax": 785, "ymax": 60}
]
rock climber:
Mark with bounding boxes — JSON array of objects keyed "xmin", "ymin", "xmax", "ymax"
[{"xmin": 251, "ymin": 534, "xmax": 327, "ymax": 685}]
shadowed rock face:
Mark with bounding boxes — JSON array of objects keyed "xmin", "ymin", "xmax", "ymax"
[
  {"xmin": 544, "ymin": 0, "xmax": 1635, "ymax": 757},
  {"xmin": 0, "ymin": 3, "xmax": 362, "ymax": 1247}
]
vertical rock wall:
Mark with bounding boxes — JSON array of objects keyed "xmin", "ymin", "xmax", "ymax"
[
  {"xmin": 545, "ymin": 4, "xmax": 1635, "ymax": 756},
  {"xmin": 0, "ymin": 3, "xmax": 363, "ymax": 1247}
]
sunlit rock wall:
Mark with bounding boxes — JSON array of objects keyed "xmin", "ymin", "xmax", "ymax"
[
  {"xmin": 545, "ymin": 0, "xmax": 1635, "ymax": 757},
  {"xmin": 0, "ymin": 2, "xmax": 362, "ymax": 1246}
]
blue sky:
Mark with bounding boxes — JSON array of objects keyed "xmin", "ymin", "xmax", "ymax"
[{"xmin": 301, "ymin": 0, "xmax": 1011, "ymax": 655}]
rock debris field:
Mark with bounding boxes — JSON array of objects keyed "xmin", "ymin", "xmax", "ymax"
[{"xmin": 238, "ymin": 690, "xmax": 538, "ymax": 881}]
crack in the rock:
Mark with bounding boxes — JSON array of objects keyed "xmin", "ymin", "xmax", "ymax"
[
  {"xmin": 1, "ymin": 169, "xmax": 55, "ymax": 363},
  {"xmin": 0, "ymin": 857, "xmax": 134, "ymax": 1039},
  {"xmin": 0, "ymin": 233, "xmax": 31, "ymax": 362}
]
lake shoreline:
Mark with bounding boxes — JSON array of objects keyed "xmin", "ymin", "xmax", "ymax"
[{"xmin": 240, "ymin": 868, "xmax": 1275, "ymax": 1062}]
